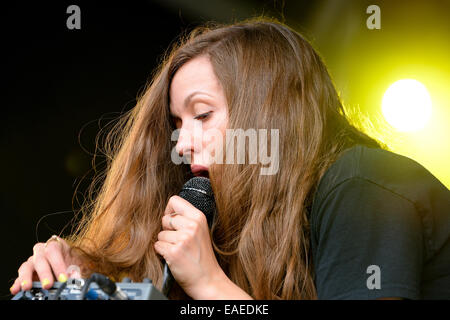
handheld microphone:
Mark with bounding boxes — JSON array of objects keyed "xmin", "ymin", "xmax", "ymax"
[{"xmin": 161, "ymin": 177, "xmax": 216, "ymax": 296}]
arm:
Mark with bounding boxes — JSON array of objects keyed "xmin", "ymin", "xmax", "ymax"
[{"xmin": 197, "ymin": 269, "xmax": 254, "ymax": 300}]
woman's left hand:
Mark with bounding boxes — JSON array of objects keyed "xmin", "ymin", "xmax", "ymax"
[{"xmin": 154, "ymin": 195, "xmax": 225, "ymax": 299}]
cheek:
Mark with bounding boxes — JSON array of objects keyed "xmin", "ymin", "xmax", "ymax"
[
  {"xmin": 199, "ymin": 110, "xmax": 228, "ymax": 155},
  {"xmin": 200, "ymin": 125, "xmax": 226, "ymax": 158},
  {"xmin": 201, "ymin": 129, "xmax": 224, "ymax": 151},
  {"xmin": 211, "ymin": 111, "xmax": 228, "ymax": 135}
]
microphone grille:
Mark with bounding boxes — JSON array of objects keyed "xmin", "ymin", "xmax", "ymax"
[{"xmin": 178, "ymin": 177, "xmax": 216, "ymax": 228}]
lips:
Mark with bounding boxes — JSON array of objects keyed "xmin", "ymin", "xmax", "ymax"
[{"xmin": 190, "ymin": 164, "xmax": 209, "ymax": 178}]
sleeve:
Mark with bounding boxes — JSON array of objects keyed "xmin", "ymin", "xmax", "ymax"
[{"xmin": 312, "ymin": 177, "xmax": 424, "ymax": 300}]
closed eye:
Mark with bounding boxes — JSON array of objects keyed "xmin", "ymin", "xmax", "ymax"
[{"xmin": 194, "ymin": 112, "xmax": 212, "ymax": 120}]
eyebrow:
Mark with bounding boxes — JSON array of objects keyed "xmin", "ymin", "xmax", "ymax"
[
  {"xmin": 170, "ymin": 91, "xmax": 214, "ymax": 118},
  {"xmin": 183, "ymin": 91, "xmax": 214, "ymax": 108}
]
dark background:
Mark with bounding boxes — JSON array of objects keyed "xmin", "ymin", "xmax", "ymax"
[{"xmin": 2, "ymin": 0, "xmax": 449, "ymax": 299}]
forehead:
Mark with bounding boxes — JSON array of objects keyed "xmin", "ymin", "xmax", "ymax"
[{"xmin": 169, "ymin": 55, "xmax": 222, "ymax": 110}]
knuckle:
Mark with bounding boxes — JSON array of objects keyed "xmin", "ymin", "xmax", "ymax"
[
  {"xmin": 185, "ymin": 229, "xmax": 195, "ymax": 238},
  {"xmin": 167, "ymin": 246, "xmax": 174, "ymax": 256},
  {"xmin": 187, "ymin": 221, "xmax": 199, "ymax": 233},
  {"xmin": 194, "ymin": 213, "xmax": 206, "ymax": 224},
  {"xmin": 33, "ymin": 243, "xmax": 44, "ymax": 253},
  {"xmin": 169, "ymin": 195, "xmax": 184, "ymax": 209},
  {"xmin": 43, "ymin": 244, "xmax": 52, "ymax": 256},
  {"xmin": 169, "ymin": 245, "xmax": 179, "ymax": 257},
  {"xmin": 198, "ymin": 213, "xmax": 207, "ymax": 223},
  {"xmin": 180, "ymin": 233, "xmax": 190, "ymax": 242},
  {"xmin": 179, "ymin": 234, "xmax": 190, "ymax": 246},
  {"xmin": 44, "ymin": 241, "xmax": 60, "ymax": 254},
  {"xmin": 168, "ymin": 196, "xmax": 178, "ymax": 205}
]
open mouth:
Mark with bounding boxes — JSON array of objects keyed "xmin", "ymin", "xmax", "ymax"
[
  {"xmin": 193, "ymin": 170, "xmax": 210, "ymax": 179},
  {"xmin": 190, "ymin": 164, "xmax": 210, "ymax": 179}
]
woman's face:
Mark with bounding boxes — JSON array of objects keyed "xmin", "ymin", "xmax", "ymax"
[{"xmin": 169, "ymin": 55, "xmax": 229, "ymax": 177}]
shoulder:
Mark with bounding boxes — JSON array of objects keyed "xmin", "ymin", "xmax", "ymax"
[
  {"xmin": 315, "ymin": 145, "xmax": 433, "ymax": 198},
  {"xmin": 312, "ymin": 144, "xmax": 449, "ymax": 215},
  {"xmin": 310, "ymin": 144, "xmax": 450, "ymax": 263}
]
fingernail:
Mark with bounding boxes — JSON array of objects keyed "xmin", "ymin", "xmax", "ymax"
[
  {"xmin": 20, "ymin": 280, "xmax": 28, "ymax": 288},
  {"xmin": 42, "ymin": 278, "xmax": 50, "ymax": 288},
  {"xmin": 9, "ymin": 284, "xmax": 15, "ymax": 293},
  {"xmin": 58, "ymin": 273, "xmax": 68, "ymax": 283}
]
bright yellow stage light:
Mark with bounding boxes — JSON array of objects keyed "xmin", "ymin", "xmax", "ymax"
[{"xmin": 381, "ymin": 79, "xmax": 432, "ymax": 132}]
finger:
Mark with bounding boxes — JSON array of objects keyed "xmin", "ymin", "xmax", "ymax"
[
  {"xmin": 44, "ymin": 240, "xmax": 69, "ymax": 282},
  {"xmin": 164, "ymin": 196, "xmax": 204, "ymax": 222},
  {"xmin": 162, "ymin": 213, "xmax": 195, "ymax": 231},
  {"xmin": 32, "ymin": 243, "xmax": 55, "ymax": 289},
  {"xmin": 157, "ymin": 230, "xmax": 187, "ymax": 244},
  {"xmin": 17, "ymin": 256, "xmax": 35, "ymax": 292},
  {"xmin": 9, "ymin": 277, "xmax": 22, "ymax": 295},
  {"xmin": 154, "ymin": 240, "xmax": 176, "ymax": 264}
]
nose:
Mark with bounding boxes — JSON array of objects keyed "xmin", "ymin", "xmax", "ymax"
[{"xmin": 175, "ymin": 127, "xmax": 194, "ymax": 162}]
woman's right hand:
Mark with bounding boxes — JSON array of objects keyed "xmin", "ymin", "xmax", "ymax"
[{"xmin": 9, "ymin": 236, "xmax": 78, "ymax": 295}]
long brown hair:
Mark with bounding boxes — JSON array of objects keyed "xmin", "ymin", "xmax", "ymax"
[{"xmin": 65, "ymin": 17, "xmax": 383, "ymax": 300}]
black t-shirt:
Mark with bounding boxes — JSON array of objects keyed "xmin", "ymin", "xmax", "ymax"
[{"xmin": 309, "ymin": 145, "xmax": 450, "ymax": 299}]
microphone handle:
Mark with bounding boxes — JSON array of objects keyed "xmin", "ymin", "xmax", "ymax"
[{"xmin": 161, "ymin": 262, "xmax": 174, "ymax": 296}]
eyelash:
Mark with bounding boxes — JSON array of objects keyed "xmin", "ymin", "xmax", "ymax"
[{"xmin": 194, "ymin": 111, "xmax": 212, "ymax": 121}]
